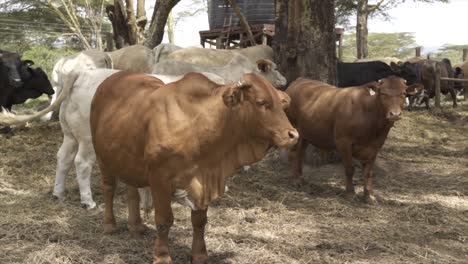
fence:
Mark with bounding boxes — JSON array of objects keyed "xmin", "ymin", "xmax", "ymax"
[{"xmin": 434, "ymin": 69, "xmax": 468, "ymax": 108}]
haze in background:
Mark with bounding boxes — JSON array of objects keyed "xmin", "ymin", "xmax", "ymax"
[{"xmin": 147, "ymin": 0, "xmax": 467, "ymax": 51}]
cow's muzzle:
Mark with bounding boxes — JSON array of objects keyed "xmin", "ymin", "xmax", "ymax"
[{"xmin": 387, "ymin": 111, "xmax": 402, "ymax": 121}]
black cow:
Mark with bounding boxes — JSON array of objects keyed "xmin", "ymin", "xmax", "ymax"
[
  {"xmin": 1, "ymin": 51, "xmax": 54, "ymax": 134},
  {"xmin": 337, "ymin": 61, "xmax": 419, "ymax": 87},
  {"xmin": 0, "ymin": 50, "xmax": 23, "ymax": 88}
]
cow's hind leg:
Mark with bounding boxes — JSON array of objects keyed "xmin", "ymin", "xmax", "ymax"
[
  {"xmin": 449, "ymin": 88, "xmax": 458, "ymax": 108},
  {"xmin": 74, "ymin": 143, "xmax": 96, "ymax": 209},
  {"xmin": 53, "ymin": 135, "xmax": 78, "ymax": 201},
  {"xmin": 127, "ymin": 185, "xmax": 148, "ymax": 234},
  {"xmin": 99, "ymin": 160, "xmax": 118, "ymax": 234},
  {"xmin": 191, "ymin": 209, "xmax": 208, "ymax": 264},
  {"xmin": 336, "ymin": 139, "xmax": 355, "ymax": 200},
  {"xmin": 149, "ymin": 175, "xmax": 174, "ymax": 264}
]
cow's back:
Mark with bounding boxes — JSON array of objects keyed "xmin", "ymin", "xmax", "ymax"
[
  {"xmin": 108, "ymin": 45, "xmax": 153, "ymax": 72},
  {"xmin": 167, "ymin": 47, "xmax": 234, "ymax": 67},
  {"xmin": 286, "ymin": 79, "xmax": 368, "ymax": 149}
]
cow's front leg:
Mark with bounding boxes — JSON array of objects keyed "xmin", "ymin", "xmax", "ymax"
[
  {"xmin": 150, "ymin": 179, "xmax": 174, "ymax": 264},
  {"xmin": 362, "ymin": 158, "xmax": 378, "ymax": 204},
  {"xmin": 449, "ymin": 88, "xmax": 458, "ymax": 108},
  {"xmin": 336, "ymin": 139, "xmax": 355, "ymax": 200},
  {"xmin": 127, "ymin": 185, "xmax": 148, "ymax": 234},
  {"xmin": 288, "ymin": 137, "xmax": 308, "ymax": 186},
  {"xmin": 191, "ymin": 209, "xmax": 208, "ymax": 264}
]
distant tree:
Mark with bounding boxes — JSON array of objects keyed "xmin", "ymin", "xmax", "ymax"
[
  {"xmin": 341, "ymin": 31, "xmax": 417, "ymax": 61},
  {"xmin": 429, "ymin": 44, "xmax": 468, "ymax": 65},
  {"xmin": 275, "ymin": 0, "xmax": 337, "ymax": 84},
  {"xmin": 335, "ymin": 0, "xmax": 449, "ymax": 59},
  {"xmin": 0, "ymin": 0, "xmax": 111, "ymax": 50}
]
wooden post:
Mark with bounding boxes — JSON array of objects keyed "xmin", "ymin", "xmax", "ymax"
[
  {"xmin": 435, "ymin": 65, "xmax": 441, "ymax": 108},
  {"xmin": 261, "ymin": 34, "xmax": 267, "ymax": 45},
  {"xmin": 226, "ymin": 0, "xmax": 256, "ymax": 46},
  {"xmin": 216, "ymin": 37, "xmax": 223, "ymax": 49},
  {"xmin": 338, "ymin": 33, "xmax": 343, "ymax": 61},
  {"xmin": 463, "ymin": 48, "xmax": 467, "ymax": 62},
  {"xmin": 465, "ymin": 79, "xmax": 468, "ymax": 100},
  {"xmin": 415, "ymin": 47, "xmax": 421, "ymax": 57},
  {"xmin": 106, "ymin": 32, "xmax": 114, "ymax": 51}
]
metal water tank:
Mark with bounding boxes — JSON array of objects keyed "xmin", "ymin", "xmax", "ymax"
[{"xmin": 208, "ymin": 0, "xmax": 275, "ymax": 29}]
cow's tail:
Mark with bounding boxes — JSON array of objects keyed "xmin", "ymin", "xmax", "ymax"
[
  {"xmin": 138, "ymin": 187, "xmax": 153, "ymax": 216},
  {"xmin": 0, "ymin": 71, "xmax": 79, "ymax": 126}
]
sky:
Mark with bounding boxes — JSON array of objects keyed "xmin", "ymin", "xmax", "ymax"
[{"xmin": 147, "ymin": 0, "xmax": 468, "ymax": 52}]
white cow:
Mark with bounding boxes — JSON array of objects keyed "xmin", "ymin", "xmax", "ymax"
[
  {"xmin": 46, "ymin": 50, "xmax": 113, "ymax": 120},
  {"xmin": 152, "ymin": 53, "xmax": 287, "ymax": 88},
  {"xmin": 0, "ymin": 69, "xmax": 224, "ymax": 209},
  {"xmin": 166, "ymin": 44, "xmax": 274, "ymax": 66}
]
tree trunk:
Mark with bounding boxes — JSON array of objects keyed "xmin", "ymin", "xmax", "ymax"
[
  {"xmin": 106, "ymin": 0, "xmax": 146, "ymax": 49},
  {"xmin": 274, "ymin": 0, "xmax": 337, "ymax": 85},
  {"xmin": 167, "ymin": 10, "xmax": 175, "ymax": 43},
  {"xmin": 356, "ymin": 0, "xmax": 369, "ymax": 59},
  {"xmin": 136, "ymin": 0, "xmax": 147, "ymax": 43},
  {"xmin": 145, "ymin": 0, "xmax": 181, "ymax": 49},
  {"xmin": 106, "ymin": 1, "xmax": 130, "ymax": 49}
]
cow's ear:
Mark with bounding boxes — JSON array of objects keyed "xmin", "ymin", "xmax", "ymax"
[
  {"xmin": 276, "ymin": 90, "xmax": 291, "ymax": 109},
  {"xmin": 222, "ymin": 80, "xmax": 251, "ymax": 107},
  {"xmin": 406, "ymin": 84, "xmax": 424, "ymax": 96},
  {"xmin": 256, "ymin": 59, "xmax": 272, "ymax": 73}
]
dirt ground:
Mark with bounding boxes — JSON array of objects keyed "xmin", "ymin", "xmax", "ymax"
[{"xmin": 0, "ymin": 102, "xmax": 467, "ymax": 264}]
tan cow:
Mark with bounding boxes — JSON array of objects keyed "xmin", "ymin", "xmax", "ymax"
[
  {"xmin": 90, "ymin": 71, "xmax": 298, "ymax": 263},
  {"xmin": 286, "ymin": 77, "xmax": 422, "ymax": 203}
]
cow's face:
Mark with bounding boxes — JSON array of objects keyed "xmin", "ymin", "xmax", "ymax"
[
  {"xmin": 31, "ymin": 68, "xmax": 54, "ymax": 95},
  {"xmin": 256, "ymin": 59, "xmax": 287, "ymax": 88},
  {"xmin": 374, "ymin": 76, "xmax": 424, "ymax": 122},
  {"xmin": 0, "ymin": 52, "xmax": 23, "ymax": 87},
  {"xmin": 222, "ymin": 73, "xmax": 298, "ymax": 148}
]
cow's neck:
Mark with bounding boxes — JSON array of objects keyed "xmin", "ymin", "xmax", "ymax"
[
  {"xmin": 187, "ymin": 90, "xmax": 269, "ymax": 209},
  {"xmin": 365, "ymin": 95, "xmax": 394, "ymax": 137}
]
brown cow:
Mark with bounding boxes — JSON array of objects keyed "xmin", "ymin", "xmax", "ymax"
[
  {"xmin": 90, "ymin": 71, "xmax": 298, "ymax": 264},
  {"xmin": 286, "ymin": 77, "xmax": 422, "ymax": 203}
]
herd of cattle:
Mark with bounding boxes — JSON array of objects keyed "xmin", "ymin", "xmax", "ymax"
[{"xmin": 0, "ymin": 44, "xmax": 467, "ymax": 263}]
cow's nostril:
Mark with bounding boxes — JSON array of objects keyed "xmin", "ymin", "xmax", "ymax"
[
  {"xmin": 288, "ymin": 130, "xmax": 298, "ymax": 140},
  {"xmin": 390, "ymin": 111, "xmax": 401, "ymax": 117}
]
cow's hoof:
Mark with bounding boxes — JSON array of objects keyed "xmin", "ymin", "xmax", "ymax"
[
  {"xmin": 292, "ymin": 177, "xmax": 306, "ymax": 188},
  {"xmin": 364, "ymin": 194, "xmax": 379, "ymax": 205},
  {"xmin": 191, "ymin": 254, "xmax": 209, "ymax": 264},
  {"xmin": 51, "ymin": 193, "xmax": 65, "ymax": 202},
  {"xmin": 103, "ymin": 223, "xmax": 118, "ymax": 234},
  {"xmin": 81, "ymin": 201, "xmax": 96, "ymax": 210},
  {"xmin": 128, "ymin": 223, "xmax": 148, "ymax": 235},
  {"xmin": 153, "ymin": 255, "xmax": 172, "ymax": 264},
  {"xmin": 343, "ymin": 192, "xmax": 357, "ymax": 202}
]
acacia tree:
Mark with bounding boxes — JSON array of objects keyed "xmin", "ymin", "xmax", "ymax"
[
  {"xmin": 145, "ymin": 0, "xmax": 180, "ymax": 48},
  {"xmin": 106, "ymin": 0, "xmax": 147, "ymax": 48},
  {"xmin": 336, "ymin": 0, "xmax": 449, "ymax": 59},
  {"xmin": 274, "ymin": 0, "xmax": 337, "ymax": 84}
]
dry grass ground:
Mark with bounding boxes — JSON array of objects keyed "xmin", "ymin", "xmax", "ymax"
[{"xmin": 1, "ymin": 102, "xmax": 467, "ymax": 264}]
